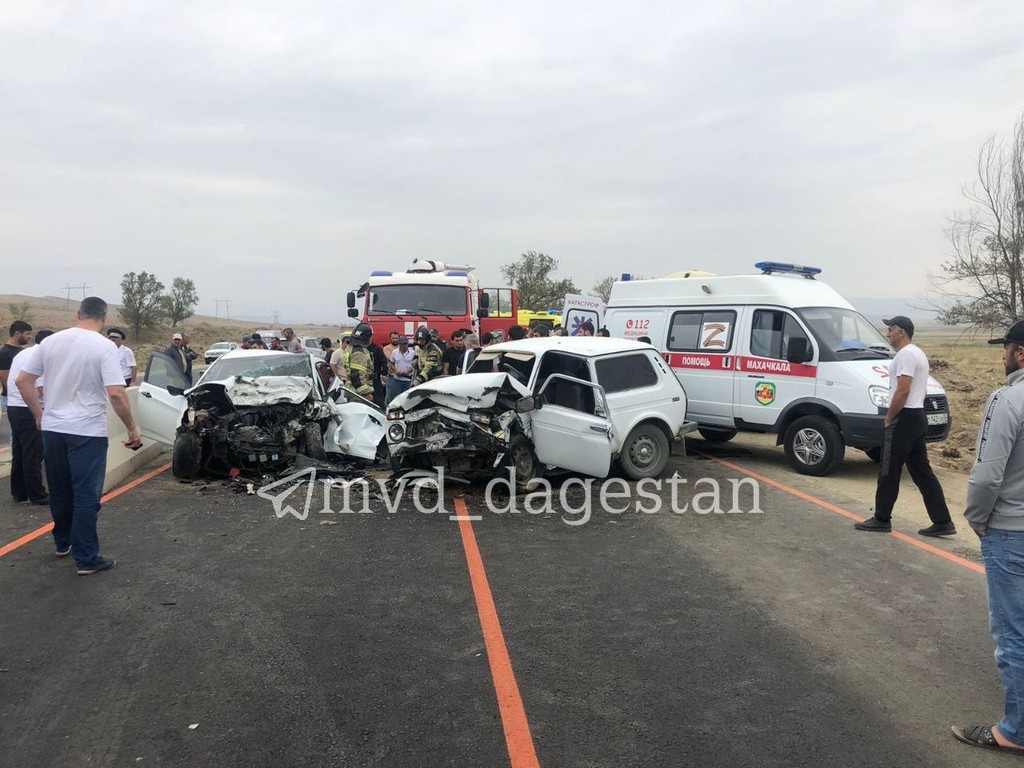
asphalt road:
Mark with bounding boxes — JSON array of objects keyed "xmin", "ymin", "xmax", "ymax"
[{"xmin": 0, "ymin": 440, "xmax": 1010, "ymax": 767}]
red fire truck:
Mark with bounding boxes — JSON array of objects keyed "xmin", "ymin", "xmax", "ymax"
[{"xmin": 346, "ymin": 260, "xmax": 519, "ymax": 340}]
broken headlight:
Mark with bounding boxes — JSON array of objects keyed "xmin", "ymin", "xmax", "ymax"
[
  {"xmin": 387, "ymin": 423, "xmax": 406, "ymax": 442},
  {"xmin": 468, "ymin": 409, "xmax": 497, "ymax": 429},
  {"xmin": 387, "ymin": 407, "xmax": 405, "ymax": 421}
]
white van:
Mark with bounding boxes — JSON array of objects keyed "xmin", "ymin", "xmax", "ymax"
[{"xmin": 604, "ymin": 262, "xmax": 951, "ymax": 476}]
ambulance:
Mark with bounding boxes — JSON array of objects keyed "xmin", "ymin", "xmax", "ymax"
[{"xmin": 604, "ymin": 262, "xmax": 951, "ymax": 475}]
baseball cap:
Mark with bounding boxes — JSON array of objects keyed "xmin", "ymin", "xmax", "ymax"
[
  {"xmin": 172, "ymin": 333, "xmax": 183, "ymax": 340},
  {"xmin": 882, "ymin": 316, "xmax": 914, "ymax": 337},
  {"xmin": 989, "ymin": 319, "xmax": 1024, "ymax": 345}
]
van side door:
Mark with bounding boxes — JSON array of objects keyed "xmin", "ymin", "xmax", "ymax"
[
  {"xmin": 733, "ymin": 308, "xmax": 817, "ymax": 429},
  {"xmin": 663, "ymin": 309, "xmax": 738, "ymax": 427}
]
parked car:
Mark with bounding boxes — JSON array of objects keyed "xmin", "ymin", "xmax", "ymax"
[
  {"xmin": 204, "ymin": 341, "xmax": 239, "ymax": 364},
  {"xmin": 297, "ymin": 336, "xmax": 327, "ymax": 360},
  {"xmin": 386, "ymin": 337, "xmax": 695, "ymax": 484},
  {"xmin": 136, "ymin": 349, "xmax": 385, "ymax": 479}
]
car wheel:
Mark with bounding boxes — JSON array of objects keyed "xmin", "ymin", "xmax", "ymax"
[
  {"xmin": 864, "ymin": 446, "xmax": 881, "ymax": 463},
  {"xmin": 509, "ymin": 434, "xmax": 541, "ymax": 489},
  {"xmin": 698, "ymin": 427, "xmax": 738, "ymax": 444},
  {"xmin": 783, "ymin": 415, "xmax": 845, "ymax": 476},
  {"xmin": 617, "ymin": 423, "xmax": 670, "ymax": 480},
  {"xmin": 172, "ymin": 431, "xmax": 201, "ymax": 481},
  {"xmin": 301, "ymin": 423, "xmax": 327, "ymax": 461}
]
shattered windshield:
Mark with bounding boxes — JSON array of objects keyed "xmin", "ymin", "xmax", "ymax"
[
  {"xmin": 797, "ymin": 307, "xmax": 893, "ymax": 357},
  {"xmin": 205, "ymin": 353, "xmax": 313, "ymax": 381},
  {"xmin": 368, "ymin": 285, "xmax": 468, "ymax": 316}
]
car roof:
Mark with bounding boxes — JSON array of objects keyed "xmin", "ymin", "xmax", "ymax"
[{"xmin": 483, "ymin": 337, "xmax": 653, "ymax": 357}]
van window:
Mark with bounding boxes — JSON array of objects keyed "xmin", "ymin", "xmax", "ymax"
[
  {"xmin": 750, "ymin": 310, "xmax": 812, "ymax": 361},
  {"xmin": 595, "ymin": 354, "xmax": 658, "ymax": 393},
  {"xmin": 667, "ymin": 310, "xmax": 736, "ymax": 352}
]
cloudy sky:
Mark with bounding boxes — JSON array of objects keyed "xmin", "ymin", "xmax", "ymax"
[{"xmin": 2, "ymin": 1, "xmax": 1023, "ymax": 323}]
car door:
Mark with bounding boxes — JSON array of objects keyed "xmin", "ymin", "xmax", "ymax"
[
  {"xmin": 529, "ymin": 370, "xmax": 614, "ymax": 477},
  {"xmin": 137, "ymin": 352, "xmax": 189, "ymax": 445}
]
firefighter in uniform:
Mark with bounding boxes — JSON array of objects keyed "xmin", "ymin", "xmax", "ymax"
[
  {"xmin": 413, "ymin": 327, "xmax": 443, "ymax": 385},
  {"xmin": 346, "ymin": 323, "xmax": 376, "ymax": 401}
]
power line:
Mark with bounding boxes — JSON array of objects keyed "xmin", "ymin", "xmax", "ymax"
[{"xmin": 62, "ymin": 283, "xmax": 92, "ymax": 308}]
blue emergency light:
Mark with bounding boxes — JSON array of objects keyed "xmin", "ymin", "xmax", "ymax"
[
  {"xmin": 754, "ymin": 261, "xmax": 821, "ymax": 278},
  {"xmin": 445, "ymin": 270, "xmax": 468, "ymax": 277},
  {"xmin": 370, "ymin": 270, "xmax": 393, "ymax": 277}
]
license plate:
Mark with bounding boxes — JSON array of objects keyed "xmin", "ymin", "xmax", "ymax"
[{"xmin": 927, "ymin": 412, "xmax": 948, "ymax": 426}]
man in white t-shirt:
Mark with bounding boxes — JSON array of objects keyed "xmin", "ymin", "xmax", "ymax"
[
  {"xmin": 854, "ymin": 315, "xmax": 954, "ymax": 536},
  {"xmin": 107, "ymin": 327, "xmax": 137, "ymax": 386},
  {"xmin": 16, "ymin": 297, "xmax": 143, "ymax": 575},
  {"xmin": 6, "ymin": 330, "xmax": 52, "ymax": 504}
]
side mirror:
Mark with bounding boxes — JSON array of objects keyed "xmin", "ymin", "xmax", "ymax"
[
  {"xmin": 347, "ymin": 308, "xmax": 359, "ymax": 318},
  {"xmin": 167, "ymin": 385, "xmax": 186, "ymax": 397},
  {"xmin": 346, "ymin": 291, "xmax": 356, "ymax": 309},
  {"xmin": 477, "ymin": 308, "xmax": 489, "ymax": 318},
  {"xmin": 785, "ymin": 337, "xmax": 809, "ymax": 364},
  {"xmin": 515, "ymin": 396, "xmax": 536, "ymax": 413},
  {"xmin": 479, "ymin": 292, "xmax": 490, "ymax": 309}
]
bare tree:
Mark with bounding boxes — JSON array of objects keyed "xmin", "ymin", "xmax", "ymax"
[{"xmin": 933, "ymin": 114, "xmax": 1024, "ymax": 329}]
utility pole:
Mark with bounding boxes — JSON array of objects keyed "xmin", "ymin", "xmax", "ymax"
[
  {"xmin": 271, "ymin": 310, "xmax": 281, "ymax": 326},
  {"xmin": 62, "ymin": 283, "xmax": 91, "ymax": 308},
  {"xmin": 214, "ymin": 298, "xmax": 232, "ymax": 321}
]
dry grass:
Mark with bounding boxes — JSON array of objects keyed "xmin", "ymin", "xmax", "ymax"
[
  {"xmin": 0, "ymin": 294, "xmax": 339, "ymax": 372},
  {"xmin": 915, "ymin": 329, "xmax": 1006, "ymax": 472}
]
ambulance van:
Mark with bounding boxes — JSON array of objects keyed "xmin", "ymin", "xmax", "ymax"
[{"xmin": 604, "ymin": 262, "xmax": 951, "ymax": 476}]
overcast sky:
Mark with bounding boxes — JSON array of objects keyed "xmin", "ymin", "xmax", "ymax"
[{"xmin": 2, "ymin": 1, "xmax": 1023, "ymax": 323}]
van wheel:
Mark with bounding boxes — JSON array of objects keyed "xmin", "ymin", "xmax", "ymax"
[
  {"xmin": 618, "ymin": 424, "xmax": 670, "ymax": 480},
  {"xmin": 783, "ymin": 416, "xmax": 845, "ymax": 476},
  {"xmin": 864, "ymin": 446, "xmax": 881, "ymax": 463},
  {"xmin": 509, "ymin": 434, "xmax": 541, "ymax": 489},
  {"xmin": 172, "ymin": 431, "xmax": 202, "ymax": 481},
  {"xmin": 301, "ymin": 423, "xmax": 327, "ymax": 461},
  {"xmin": 698, "ymin": 427, "xmax": 737, "ymax": 444}
]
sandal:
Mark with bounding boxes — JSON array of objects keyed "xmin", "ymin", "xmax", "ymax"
[{"xmin": 952, "ymin": 725, "xmax": 1024, "ymax": 754}]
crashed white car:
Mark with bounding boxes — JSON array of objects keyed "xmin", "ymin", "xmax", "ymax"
[
  {"xmin": 137, "ymin": 350, "xmax": 385, "ymax": 479},
  {"xmin": 386, "ymin": 338, "xmax": 694, "ymax": 483}
]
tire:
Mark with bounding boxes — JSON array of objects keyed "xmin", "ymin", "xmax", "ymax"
[
  {"xmin": 509, "ymin": 434, "xmax": 541, "ymax": 489},
  {"xmin": 617, "ymin": 423, "xmax": 670, "ymax": 480},
  {"xmin": 864, "ymin": 446, "xmax": 881, "ymax": 463},
  {"xmin": 301, "ymin": 423, "xmax": 327, "ymax": 461},
  {"xmin": 172, "ymin": 431, "xmax": 201, "ymax": 481},
  {"xmin": 783, "ymin": 415, "xmax": 845, "ymax": 476},
  {"xmin": 698, "ymin": 427, "xmax": 738, "ymax": 444}
]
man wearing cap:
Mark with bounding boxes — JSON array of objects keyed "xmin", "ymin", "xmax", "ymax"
[
  {"xmin": 386, "ymin": 336, "xmax": 416, "ymax": 404},
  {"xmin": 854, "ymin": 316, "xmax": 955, "ymax": 535},
  {"xmin": 953, "ymin": 320, "xmax": 1024, "ymax": 754},
  {"xmin": 107, "ymin": 328, "xmax": 137, "ymax": 386},
  {"xmin": 163, "ymin": 333, "xmax": 188, "ymax": 374}
]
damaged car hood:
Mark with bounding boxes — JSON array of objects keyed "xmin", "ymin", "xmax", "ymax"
[
  {"xmin": 391, "ymin": 372, "xmax": 530, "ymax": 411},
  {"xmin": 188, "ymin": 376, "xmax": 315, "ymax": 408}
]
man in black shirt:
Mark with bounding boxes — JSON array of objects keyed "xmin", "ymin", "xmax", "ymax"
[{"xmin": 0, "ymin": 320, "xmax": 32, "ymax": 407}]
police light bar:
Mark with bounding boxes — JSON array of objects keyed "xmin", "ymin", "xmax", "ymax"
[{"xmin": 754, "ymin": 261, "xmax": 821, "ymax": 278}]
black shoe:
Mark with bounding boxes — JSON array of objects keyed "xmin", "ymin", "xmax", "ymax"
[
  {"xmin": 13, "ymin": 496, "xmax": 28, "ymax": 503},
  {"xmin": 77, "ymin": 557, "xmax": 116, "ymax": 576},
  {"xmin": 919, "ymin": 522, "xmax": 957, "ymax": 537},
  {"xmin": 854, "ymin": 517, "xmax": 892, "ymax": 532},
  {"xmin": 29, "ymin": 497, "xmax": 50, "ymax": 506},
  {"xmin": 55, "ymin": 545, "xmax": 72, "ymax": 558}
]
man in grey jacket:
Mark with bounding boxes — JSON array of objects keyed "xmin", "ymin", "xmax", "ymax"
[{"xmin": 953, "ymin": 320, "xmax": 1024, "ymax": 755}]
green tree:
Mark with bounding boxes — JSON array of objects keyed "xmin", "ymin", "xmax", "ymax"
[
  {"xmin": 500, "ymin": 251, "xmax": 579, "ymax": 310},
  {"xmin": 162, "ymin": 277, "xmax": 200, "ymax": 327},
  {"xmin": 120, "ymin": 271, "xmax": 166, "ymax": 339},
  {"xmin": 934, "ymin": 113, "xmax": 1024, "ymax": 329},
  {"xmin": 591, "ymin": 276, "xmax": 616, "ymax": 304},
  {"xmin": 6, "ymin": 301, "xmax": 32, "ymax": 324}
]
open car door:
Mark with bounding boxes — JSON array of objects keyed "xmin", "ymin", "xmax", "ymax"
[
  {"xmin": 529, "ymin": 375, "xmax": 614, "ymax": 477},
  {"xmin": 137, "ymin": 352, "xmax": 189, "ymax": 445}
]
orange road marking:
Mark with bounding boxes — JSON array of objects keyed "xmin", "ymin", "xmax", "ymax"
[
  {"xmin": 703, "ymin": 454, "xmax": 985, "ymax": 575},
  {"xmin": 0, "ymin": 462, "xmax": 171, "ymax": 558},
  {"xmin": 454, "ymin": 496, "xmax": 541, "ymax": 768}
]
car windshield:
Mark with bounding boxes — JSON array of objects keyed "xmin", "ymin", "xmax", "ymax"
[
  {"xmin": 210, "ymin": 342, "xmax": 231, "ymax": 350},
  {"xmin": 368, "ymin": 285, "xmax": 468, "ymax": 316},
  {"xmin": 468, "ymin": 350, "xmax": 536, "ymax": 382},
  {"xmin": 204, "ymin": 353, "xmax": 312, "ymax": 381},
  {"xmin": 797, "ymin": 307, "xmax": 893, "ymax": 357}
]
